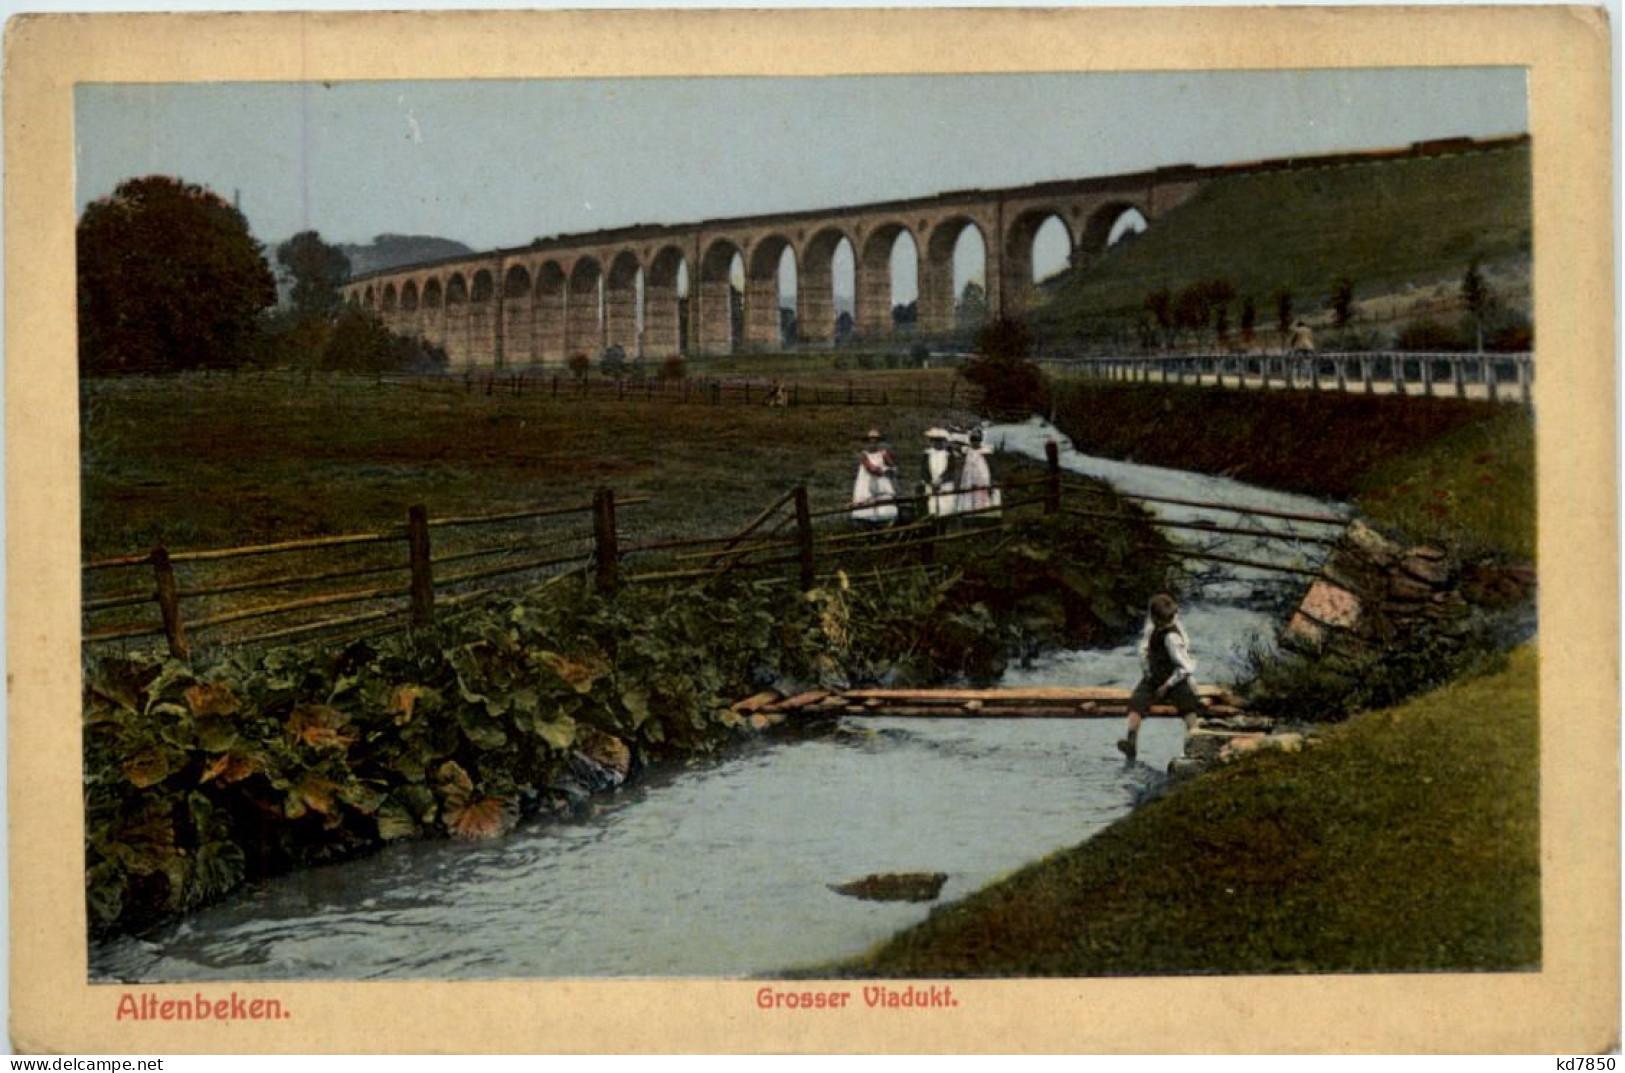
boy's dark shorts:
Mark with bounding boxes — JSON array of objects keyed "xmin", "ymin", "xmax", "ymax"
[{"xmin": 1129, "ymin": 676, "xmax": 1203, "ymax": 715}]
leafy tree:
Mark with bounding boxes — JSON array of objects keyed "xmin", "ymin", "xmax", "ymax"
[
  {"xmin": 1144, "ymin": 286, "xmax": 1174, "ymax": 348},
  {"xmin": 779, "ymin": 306, "xmax": 798, "ymax": 346},
  {"xmin": 276, "ymin": 230, "xmax": 351, "ymax": 323},
  {"xmin": 319, "ymin": 307, "xmax": 447, "ymax": 373},
  {"xmin": 1330, "ymin": 276, "xmax": 1357, "ymax": 330},
  {"xmin": 962, "ymin": 317, "xmax": 1046, "ymax": 413},
  {"xmin": 956, "ymin": 281, "xmax": 989, "ymax": 333},
  {"xmin": 835, "ymin": 311, "xmax": 855, "ymax": 343},
  {"xmin": 1273, "ymin": 288, "xmax": 1294, "ymax": 339},
  {"xmin": 1240, "ymin": 296, "xmax": 1258, "ymax": 344},
  {"xmin": 77, "ymin": 175, "xmax": 276, "ymax": 373},
  {"xmin": 1461, "ymin": 259, "xmax": 1493, "ymax": 353},
  {"xmin": 891, "ymin": 300, "xmax": 918, "ymax": 331}
]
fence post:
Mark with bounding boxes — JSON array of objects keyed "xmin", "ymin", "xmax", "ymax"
[
  {"xmin": 1361, "ymin": 356, "xmax": 1374, "ymax": 394},
  {"xmin": 793, "ymin": 485, "xmax": 815, "ymax": 592},
  {"xmin": 1334, "ymin": 356, "xmax": 1347, "ymax": 393},
  {"xmin": 1044, "ymin": 439, "xmax": 1062, "ymax": 515},
  {"xmin": 1421, "ymin": 355, "xmax": 1434, "ymax": 397},
  {"xmin": 407, "ymin": 504, "xmax": 435, "ymax": 627},
  {"xmin": 1486, "ymin": 359, "xmax": 1499, "ymax": 403},
  {"xmin": 1452, "ymin": 356, "xmax": 1466, "ymax": 398},
  {"xmin": 1393, "ymin": 355, "xmax": 1406, "ymax": 396},
  {"xmin": 592, "ymin": 488, "xmax": 620, "ymax": 593},
  {"xmin": 1518, "ymin": 356, "xmax": 1532, "ymax": 407},
  {"xmin": 150, "ymin": 546, "xmax": 189, "ymax": 659}
]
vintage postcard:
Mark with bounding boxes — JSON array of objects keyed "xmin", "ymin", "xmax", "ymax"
[{"xmin": 7, "ymin": 6, "xmax": 1616, "ymax": 1054}]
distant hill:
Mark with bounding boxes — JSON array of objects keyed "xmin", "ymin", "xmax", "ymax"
[
  {"xmin": 1028, "ymin": 139, "xmax": 1531, "ymax": 343},
  {"xmin": 338, "ymin": 234, "xmax": 476, "ymax": 278}
]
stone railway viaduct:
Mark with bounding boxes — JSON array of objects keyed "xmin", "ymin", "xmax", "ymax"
[{"xmin": 342, "ymin": 136, "xmax": 1520, "ymax": 367}]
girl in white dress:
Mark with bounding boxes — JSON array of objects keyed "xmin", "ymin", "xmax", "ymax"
[{"xmin": 850, "ymin": 429, "xmax": 899, "ymax": 527}]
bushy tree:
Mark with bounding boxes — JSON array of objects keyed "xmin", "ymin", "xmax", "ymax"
[
  {"xmin": 77, "ymin": 175, "xmax": 276, "ymax": 373},
  {"xmin": 1461, "ymin": 259, "xmax": 1494, "ymax": 353},
  {"xmin": 319, "ymin": 307, "xmax": 447, "ymax": 373},
  {"xmin": 956, "ymin": 281, "xmax": 989, "ymax": 333},
  {"xmin": 277, "ymin": 230, "xmax": 351, "ymax": 323},
  {"xmin": 1330, "ymin": 276, "xmax": 1357, "ymax": 329},
  {"xmin": 962, "ymin": 317, "xmax": 1046, "ymax": 414},
  {"xmin": 1273, "ymin": 288, "xmax": 1294, "ymax": 338}
]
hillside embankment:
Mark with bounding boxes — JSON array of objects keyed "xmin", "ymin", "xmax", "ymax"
[{"xmin": 1030, "ymin": 138, "xmax": 1531, "ymax": 345}]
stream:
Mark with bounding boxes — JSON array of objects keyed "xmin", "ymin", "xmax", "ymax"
[{"xmin": 89, "ymin": 418, "xmax": 1348, "ymax": 982}]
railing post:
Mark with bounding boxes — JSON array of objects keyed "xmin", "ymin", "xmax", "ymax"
[
  {"xmin": 1334, "ymin": 355, "xmax": 1347, "ymax": 393},
  {"xmin": 1045, "ymin": 439, "xmax": 1062, "ymax": 515},
  {"xmin": 407, "ymin": 504, "xmax": 435, "ymax": 627},
  {"xmin": 793, "ymin": 485, "xmax": 815, "ymax": 592},
  {"xmin": 1486, "ymin": 359, "xmax": 1499, "ymax": 403},
  {"xmin": 1362, "ymin": 356, "xmax": 1374, "ymax": 394},
  {"xmin": 1452, "ymin": 356, "xmax": 1466, "ymax": 398},
  {"xmin": 1518, "ymin": 355, "xmax": 1532, "ymax": 407},
  {"xmin": 592, "ymin": 488, "xmax": 620, "ymax": 593},
  {"xmin": 1421, "ymin": 354, "xmax": 1434, "ymax": 397},
  {"xmin": 150, "ymin": 546, "xmax": 189, "ymax": 659},
  {"xmin": 1310, "ymin": 354, "xmax": 1322, "ymax": 392},
  {"xmin": 1393, "ymin": 355, "xmax": 1406, "ymax": 396}
]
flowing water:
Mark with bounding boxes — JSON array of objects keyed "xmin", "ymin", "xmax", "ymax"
[{"xmin": 90, "ymin": 420, "xmax": 1348, "ymax": 982}]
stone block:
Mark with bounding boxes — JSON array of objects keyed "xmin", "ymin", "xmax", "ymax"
[
  {"xmin": 1388, "ymin": 574, "xmax": 1434, "ymax": 602},
  {"xmin": 1400, "ymin": 552, "xmax": 1451, "ymax": 585},
  {"xmin": 1284, "ymin": 612, "xmax": 1326, "ymax": 648},
  {"xmin": 1299, "ymin": 579, "xmax": 1363, "ymax": 630},
  {"xmin": 1345, "ymin": 520, "xmax": 1400, "ymax": 566}
]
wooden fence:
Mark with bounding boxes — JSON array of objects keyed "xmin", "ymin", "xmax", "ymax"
[
  {"xmin": 82, "ymin": 440, "xmax": 1349, "ymax": 660},
  {"xmin": 1046, "ymin": 350, "xmax": 1534, "ymax": 405}
]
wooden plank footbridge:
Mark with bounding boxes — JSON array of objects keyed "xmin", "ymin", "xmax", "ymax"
[{"xmin": 728, "ymin": 684, "xmax": 1253, "ymax": 725}]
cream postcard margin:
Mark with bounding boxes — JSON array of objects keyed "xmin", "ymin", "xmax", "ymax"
[{"xmin": 6, "ymin": 7, "xmax": 1616, "ymax": 1054}]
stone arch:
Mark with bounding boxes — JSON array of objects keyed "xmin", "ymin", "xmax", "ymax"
[
  {"xmin": 401, "ymin": 280, "xmax": 420, "ymax": 312},
  {"xmin": 858, "ymin": 222, "xmax": 917, "ymax": 339},
  {"xmin": 419, "ymin": 277, "xmax": 445, "ymax": 349},
  {"xmin": 534, "ymin": 261, "xmax": 567, "ymax": 363},
  {"xmin": 798, "ymin": 227, "xmax": 854, "ymax": 345},
  {"xmin": 605, "ymin": 250, "xmax": 642, "ymax": 356},
  {"xmin": 471, "ymin": 270, "xmax": 495, "ymax": 303},
  {"xmin": 567, "ymin": 258, "xmax": 604, "ymax": 358},
  {"xmin": 1002, "ymin": 208, "xmax": 1073, "ymax": 314},
  {"xmin": 446, "ymin": 274, "xmax": 469, "ymax": 305},
  {"xmin": 646, "ymin": 246, "xmax": 689, "ymax": 356},
  {"xmin": 362, "ymin": 286, "xmax": 375, "ymax": 310},
  {"xmin": 697, "ymin": 238, "xmax": 744, "ymax": 355},
  {"xmin": 745, "ymin": 234, "xmax": 796, "ymax": 350},
  {"xmin": 503, "ymin": 266, "xmax": 534, "ymax": 365},
  {"xmin": 1079, "ymin": 201, "xmax": 1150, "ymax": 257},
  {"xmin": 381, "ymin": 283, "xmax": 398, "ymax": 315},
  {"xmin": 924, "ymin": 216, "xmax": 988, "ymax": 335}
]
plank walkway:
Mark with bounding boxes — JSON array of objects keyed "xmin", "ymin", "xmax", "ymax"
[{"xmin": 732, "ymin": 684, "xmax": 1250, "ymax": 722}]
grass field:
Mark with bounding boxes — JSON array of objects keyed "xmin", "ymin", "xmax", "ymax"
[
  {"xmin": 839, "ymin": 644, "xmax": 1540, "ymax": 976},
  {"xmin": 80, "ymin": 367, "xmax": 977, "ymax": 560}
]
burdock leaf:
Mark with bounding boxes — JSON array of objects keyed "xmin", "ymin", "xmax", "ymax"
[
  {"xmin": 444, "ymin": 794, "xmax": 518, "ymax": 840},
  {"xmin": 123, "ymin": 747, "xmax": 177, "ymax": 788},
  {"xmin": 538, "ymin": 650, "xmax": 609, "ymax": 694},
  {"xmin": 184, "ymin": 681, "xmax": 240, "ymax": 719}
]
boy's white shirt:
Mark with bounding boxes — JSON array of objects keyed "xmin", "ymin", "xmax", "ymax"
[{"xmin": 1138, "ymin": 616, "xmax": 1197, "ymax": 690}]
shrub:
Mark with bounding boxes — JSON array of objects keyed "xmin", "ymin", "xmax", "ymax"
[
  {"xmin": 319, "ymin": 308, "xmax": 448, "ymax": 373},
  {"xmin": 962, "ymin": 317, "xmax": 1048, "ymax": 416},
  {"xmin": 660, "ymin": 354, "xmax": 686, "ymax": 381},
  {"xmin": 567, "ymin": 353, "xmax": 590, "ymax": 380},
  {"xmin": 600, "ymin": 345, "xmax": 627, "ymax": 377}
]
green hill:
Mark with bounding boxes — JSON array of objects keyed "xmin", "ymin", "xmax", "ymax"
[{"xmin": 1030, "ymin": 140, "xmax": 1531, "ymax": 342}]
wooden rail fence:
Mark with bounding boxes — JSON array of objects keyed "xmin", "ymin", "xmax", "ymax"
[{"xmin": 83, "ymin": 442, "xmax": 1348, "ymax": 659}]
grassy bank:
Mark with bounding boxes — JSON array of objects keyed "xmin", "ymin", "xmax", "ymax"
[
  {"xmin": 1047, "ymin": 381, "xmax": 1534, "ymax": 559},
  {"xmin": 841, "ymin": 644, "xmax": 1539, "ymax": 976}
]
